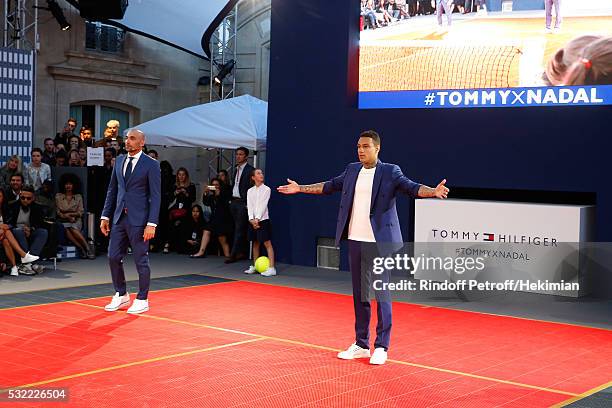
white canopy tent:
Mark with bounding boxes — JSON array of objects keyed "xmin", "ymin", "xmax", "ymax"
[{"xmin": 126, "ymin": 94, "xmax": 267, "ymax": 152}]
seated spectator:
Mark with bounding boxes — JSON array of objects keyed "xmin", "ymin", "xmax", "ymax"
[
  {"xmin": 80, "ymin": 126, "xmax": 94, "ymax": 147},
  {"xmin": 68, "ymin": 135, "xmax": 83, "ymax": 152},
  {"xmin": 0, "ymin": 155, "xmax": 23, "ymax": 190},
  {"xmin": 177, "ymin": 204, "xmax": 206, "ymax": 255},
  {"xmin": 1, "ymin": 188, "xmax": 39, "ymax": 276},
  {"xmin": 164, "ymin": 167, "xmax": 196, "ymax": 253},
  {"xmin": 191, "ymin": 178, "xmax": 232, "ymax": 258},
  {"xmin": 54, "ymin": 118, "xmax": 77, "ymax": 147},
  {"xmin": 147, "ymin": 149, "xmax": 159, "ymax": 160},
  {"xmin": 361, "ymin": 0, "xmax": 379, "ymax": 29},
  {"xmin": 55, "ymin": 149, "xmax": 68, "ymax": 167},
  {"xmin": 68, "ymin": 149, "xmax": 82, "ymax": 167},
  {"xmin": 375, "ymin": 0, "xmax": 393, "ymax": 26},
  {"xmin": 42, "ymin": 138, "xmax": 56, "ymax": 166},
  {"xmin": 56, "ymin": 173, "xmax": 93, "ymax": 259},
  {"xmin": 6, "ymin": 185, "xmax": 48, "ymax": 274},
  {"xmin": 36, "ymin": 180, "xmax": 57, "ymax": 219},
  {"xmin": 78, "ymin": 147, "xmax": 87, "ymax": 166},
  {"xmin": 24, "ymin": 148, "xmax": 52, "ymax": 192},
  {"xmin": 5, "ymin": 174, "xmax": 24, "ymax": 204}
]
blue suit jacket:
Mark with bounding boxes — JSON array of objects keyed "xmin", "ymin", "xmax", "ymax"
[
  {"xmin": 102, "ymin": 153, "xmax": 161, "ymax": 226},
  {"xmin": 323, "ymin": 160, "xmax": 421, "ymax": 253}
]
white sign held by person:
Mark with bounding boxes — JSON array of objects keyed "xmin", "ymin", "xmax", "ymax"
[{"xmin": 87, "ymin": 147, "xmax": 104, "ymax": 166}]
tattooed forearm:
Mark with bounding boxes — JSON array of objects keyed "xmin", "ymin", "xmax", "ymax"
[
  {"xmin": 417, "ymin": 185, "xmax": 435, "ymax": 198},
  {"xmin": 299, "ymin": 182, "xmax": 324, "ymax": 194}
]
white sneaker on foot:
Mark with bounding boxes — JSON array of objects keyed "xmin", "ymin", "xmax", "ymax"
[
  {"xmin": 21, "ymin": 252, "xmax": 39, "ymax": 264},
  {"xmin": 10, "ymin": 266, "xmax": 18, "ymax": 276},
  {"xmin": 244, "ymin": 265, "xmax": 257, "ymax": 274},
  {"xmin": 104, "ymin": 292, "xmax": 130, "ymax": 311},
  {"xmin": 260, "ymin": 267, "xmax": 276, "ymax": 277},
  {"xmin": 127, "ymin": 299, "xmax": 149, "ymax": 314},
  {"xmin": 337, "ymin": 343, "xmax": 370, "ymax": 360},
  {"xmin": 370, "ymin": 348, "xmax": 388, "ymax": 365}
]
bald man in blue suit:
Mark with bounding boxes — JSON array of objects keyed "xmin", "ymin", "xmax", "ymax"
[
  {"xmin": 100, "ymin": 129, "xmax": 161, "ymax": 315},
  {"xmin": 278, "ymin": 130, "xmax": 448, "ymax": 365}
]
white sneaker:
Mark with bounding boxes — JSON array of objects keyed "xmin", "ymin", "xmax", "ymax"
[
  {"xmin": 545, "ymin": 28, "xmax": 552, "ymax": 34},
  {"xmin": 127, "ymin": 299, "xmax": 149, "ymax": 314},
  {"xmin": 10, "ymin": 266, "xmax": 18, "ymax": 276},
  {"xmin": 370, "ymin": 348, "xmax": 388, "ymax": 365},
  {"xmin": 104, "ymin": 292, "xmax": 131, "ymax": 311},
  {"xmin": 337, "ymin": 343, "xmax": 370, "ymax": 360},
  {"xmin": 21, "ymin": 252, "xmax": 39, "ymax": 264},
  {"xmin": 244, "ymin": 265, "xmax": 257, "ymax": 274},
  {"xmin": 260, "ymin": 267, "xmax": 277, "ymax": 277}
]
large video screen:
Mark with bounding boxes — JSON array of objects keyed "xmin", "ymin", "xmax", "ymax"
[{"xmin": 358, "ymin": 0, "xmax": 612, "ymax": 109}]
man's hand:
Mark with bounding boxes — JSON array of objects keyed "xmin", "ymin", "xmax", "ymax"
[
  {"xmin": 434, "ymin": 179, "xmax": 449, "ymax": 199},
  {"xmin": 277, "ymin": 179, "xmax": 300, "ymax": 194},
  {"xmin": 100, "ymin": 219, "xmax": 110, "ymax": 236},
  {"xmin": 143, "ymin": 225, "xmax": 156, "ymax": 241}
]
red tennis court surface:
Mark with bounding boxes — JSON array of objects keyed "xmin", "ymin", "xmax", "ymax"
[{"xmin": 1, "ymin": 280, "xmax": 610, "ymax": 407}]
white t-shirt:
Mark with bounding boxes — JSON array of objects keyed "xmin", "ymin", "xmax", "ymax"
[{"xmin": 348, "ymin": 167, "xmax": 376, "ymax": 242}]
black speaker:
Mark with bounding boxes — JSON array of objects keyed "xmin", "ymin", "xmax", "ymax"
[{"xmin": 79, "ymin": 0, "xmax": 129, "ymax": 20}]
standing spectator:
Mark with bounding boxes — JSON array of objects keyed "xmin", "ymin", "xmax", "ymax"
[
  {"xmin": 56, "ymin": 173, "xmax": 93, "ymax": 259},
  {"xmin": 191, "ymin": 178, "xmax": 232, "ymax": 258},
  {"xmin": 23, "ymin": 148, "xmax": 52, "ymax": 192},
  {"xmin": 164, "ymin": 167, "xmax": 196, "ymax": 253},
  {"xmin": 5, "ymin": 174, "xmax": 23, "ymax": 203},
  {"xmin": 178, "ymin": 204, "xmax": 206, "ymax": 255},
  {"xmin": 106, "ymin": 119, "xmax": 120, "ymax": 138},
  {"xmin": 244, "ymin": 169, "xmax": 276, "ymax": 276},
  {"xmin": 226, "ymin": 147, "xmax": 254, "ymax": 263},
  {"xmin": 42, "ymin": 138, "xmax": 56, "ymax": 166},
  {"xmin": 54, "ymin": 118, "xmax": 77, "ymax": 147},
  {"xmin": 55, "ymin": 149, "xmax": 68, "ymax": 167},
  {"xmin": 151, "ymin": 160, "xmax": 174, "ymax": 253},
  {"xmin": 7, "ymin": 185, "xmax": 48, "ymax": 271},
  {"xmin": 80, "ymin": 126, "xmax": 94, "ymax": 147},
  {"xmin": 0, "ymin": 155, "xmax": 23, "ymax": 190}
]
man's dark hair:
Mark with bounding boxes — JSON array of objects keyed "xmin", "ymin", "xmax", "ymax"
[
  {"xmin": 31, "ymin": 147, "xmax": 43, "ymax": 155},
  {"xmin": 10, "ymin": 173, "xmax": 24, "ymax": 183},
  {"xmin": 236, "ymin": 146, "xmax": 249, "ymax": 156},
  {"xmin": 148, "ymin": 149, "xmax": 158, "ymax": 157},
  {"xmin": 44, "ymin": 137, "xmax": 54, "ymax": 144},
  {"xmin": 104, "ymin": 148, "xmax": 116, "ymax": 158},
  {"xmin": 359, "ymin": 130, "xmax": 381, "ymax": 146},
  {"xmin": 21, "ymin": 185, "xmax": 35, "ymax": 194},
  {"xmin": 67, "ymin": 118, "xmax": 77, "ymax": 125},
  {"xmin": 55, "ymin": 149, "xmax": 67, "ymax": 159}
]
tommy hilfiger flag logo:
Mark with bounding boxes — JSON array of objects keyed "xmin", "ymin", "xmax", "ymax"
[{"xmin": 483, "ymin": 233, "xmax": 495, "ymax": 242}]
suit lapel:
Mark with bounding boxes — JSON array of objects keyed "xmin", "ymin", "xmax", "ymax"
[
  {"xmin": 370, "ymin": 160, "xmax": 383, "ymax": 212},
  {"xmin": 118, "ymin": 155, "xmax": 126, "ymax": 188}
]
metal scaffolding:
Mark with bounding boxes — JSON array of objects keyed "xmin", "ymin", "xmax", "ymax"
[
  {"xmin": 209, "ymin": 3, "xmax": 237, "ymax": 102},
  {"xmin": 208, "ymin": 3, "xmax": 238, "ymax": 176},
  {"xmin": 2, "ymin": 0, "xmax": 38, "ymax": 51}
]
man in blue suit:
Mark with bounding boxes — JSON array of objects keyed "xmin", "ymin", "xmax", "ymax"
[
  {"xmin": 278, "ymin": 130, "xmax": 448, "ymax": 365},
  {"xmin": 100, "ymin": 129, "xmax": 161, "ymax": 314}
]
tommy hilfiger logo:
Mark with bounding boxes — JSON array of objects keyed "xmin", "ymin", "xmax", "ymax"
[{"xmin": 431, "ymin": 229, "xmax": 558, "ymax": 247}]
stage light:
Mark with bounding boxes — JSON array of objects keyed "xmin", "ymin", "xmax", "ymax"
[
  {"xmin": 47, "ymin": 0, "xmax": 71, "ymax": 31},
  {"xmin": 214, "ymin": 59, "xmax": 235, "ymax": 84}
]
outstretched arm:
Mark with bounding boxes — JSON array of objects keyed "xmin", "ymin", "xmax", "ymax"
[
  {"xmin": 417, "ymin": 179, "xmax": 449, "ymax": 199},
  {"xmin": 277, "ymin": 179, "xmax": 324, "ymax": 194}
]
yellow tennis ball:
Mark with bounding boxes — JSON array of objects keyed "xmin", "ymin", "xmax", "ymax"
[{"xmin": 254, "ymin": 256, "xmax": 270, "ymax": 273}]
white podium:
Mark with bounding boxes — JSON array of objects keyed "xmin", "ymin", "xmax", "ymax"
[{"xmin": 414, "ymin": 199, "xmax": 595, "ymax": 297}]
